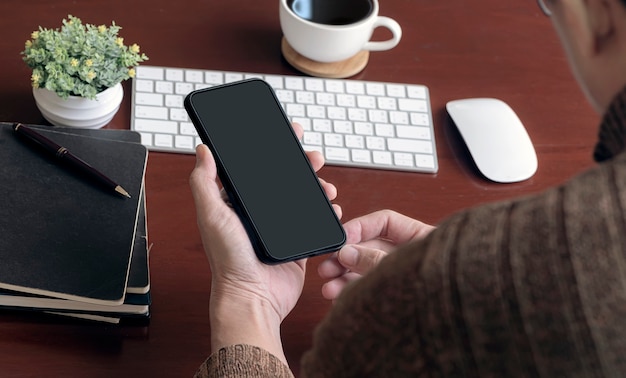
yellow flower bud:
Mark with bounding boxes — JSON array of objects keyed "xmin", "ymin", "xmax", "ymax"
[
  {"xmin": 116, "ymin": 37, "xmax": 124, "ymax": 47},
  {"xmin": 98, "ymin": 25, "xmax": 107, "ymax": 33},
  {"xmin": 31, "ymin": 31, "xmax": 39, "ymax": 40},
  {"xmin": 128, "ymin": 68, "xmax": 136, "ymax": 78},
  {"xmin": 31, "ymin": 73, "xmax": 41, "ymax": 88},
  {"xmin": 87, "ymin": 71, "xmax": 96, "ymax": 80},
  {"xmin": 130, "ymin": 44, "xmax": 140, "ymax": 54},
  {"xmin": 25, "ymin": 40, "xmax": 32, "ymax": 48},
  {"xmin": 70, "ymin": 58, "xmax": 79, "ymax": 67},
  {"xmin": 85, "ymin": 59, "xmax": 93, "ymax": 67}
]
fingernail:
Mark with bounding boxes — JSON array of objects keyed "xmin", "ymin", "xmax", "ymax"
[{"xmin": 339, "ymin": 245, "xmax": 358, "ymax": 266}]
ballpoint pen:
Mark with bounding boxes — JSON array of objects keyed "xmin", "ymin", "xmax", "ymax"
[{"xmin": 13, "ymin": 123, "xmax": 131, "ymax": 199}]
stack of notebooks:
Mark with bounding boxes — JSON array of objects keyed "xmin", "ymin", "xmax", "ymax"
[{"xmin": 0, "ymin": 122, "xmax": 150, "ymax": 324}]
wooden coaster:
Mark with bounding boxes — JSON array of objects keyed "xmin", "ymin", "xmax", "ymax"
[{"xmin": 281, "ymin": 37, "xmax": 369, "ymax": 79}]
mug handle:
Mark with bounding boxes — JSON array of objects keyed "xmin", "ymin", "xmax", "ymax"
[{"xmin": 363, "ymin": 16, "xmax": 402, "ymax": 52}]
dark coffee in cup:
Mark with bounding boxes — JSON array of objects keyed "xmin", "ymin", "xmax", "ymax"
[{"xmin": 287, "ymin": 0, "xmax": 373, "ymax": 26}]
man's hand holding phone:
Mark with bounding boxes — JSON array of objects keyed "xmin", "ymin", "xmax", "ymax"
[{"xmin": 189, "ymin": 123, "xmax": 341, "ymax": 365}]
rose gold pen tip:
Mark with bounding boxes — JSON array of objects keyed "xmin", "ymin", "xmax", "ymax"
[{"xmin": 115, "ymin": 185, "xmax": 131, "ymax": 199}]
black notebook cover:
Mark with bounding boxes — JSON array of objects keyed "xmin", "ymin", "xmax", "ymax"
[
  {"xmin": 0, "ymin": 123, "xmax": 148, "ymax": 305},
  {"xmin": 26, "ymin": 125, "xmax": 151, "ymax": 295}
]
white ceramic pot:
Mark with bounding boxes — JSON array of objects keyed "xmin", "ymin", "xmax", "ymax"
[{"xmin": 32, "ymin": 83, "xmax": 124, "ymax": 129}]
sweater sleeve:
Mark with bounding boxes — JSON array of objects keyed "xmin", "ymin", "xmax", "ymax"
[
  {"xmin": 300, "ymin": 155, "xmax": 626, "ymax": 377},
  {"xmin": 194, "ymin": 344, "xmax": 294, "ymax": 378}
]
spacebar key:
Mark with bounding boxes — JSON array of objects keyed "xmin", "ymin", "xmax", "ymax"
[{"xmin": 134, "ymin": 119, "xmax": 178, "ymax": 134}]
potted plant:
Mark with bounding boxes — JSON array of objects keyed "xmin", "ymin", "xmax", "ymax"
[{"xmin": 22, "ymin": 15, "xmax": 149, "ymax": 128}]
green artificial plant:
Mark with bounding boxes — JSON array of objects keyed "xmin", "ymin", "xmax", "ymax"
[{"xmin": 22, "ymin": 15, "xmax": 148, "ymax": 99}]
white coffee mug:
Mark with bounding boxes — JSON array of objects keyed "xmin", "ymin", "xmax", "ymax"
[{"xmin": 279, "ymin": 0, "xmax": 402, "ymax": 63}]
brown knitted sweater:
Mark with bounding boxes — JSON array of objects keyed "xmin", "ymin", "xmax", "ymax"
[{"xmin": 195, "ymin": 88, "xmax": 626, "ymax": 377}]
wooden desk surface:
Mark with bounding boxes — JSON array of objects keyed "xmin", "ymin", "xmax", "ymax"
[{"xmin": 0, "ymin": 0, "xmax": 599, "ymax": 376}]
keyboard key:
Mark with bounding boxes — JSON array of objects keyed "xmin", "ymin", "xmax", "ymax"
[
  {"xmin": 175, "ymin": 82, "xmax": 194, "ymax": 95},
  {"xmin": 357, "ymin": 95, "xmax": 376, "ymax": 109},
  {"xmin": 369, "ymin": 109, "xmax": 388, "ymax": 123},
  {"xmin": 175, "ymin": 135, "xmax": 195, "ymax": 150},
  {"xmin": 304, "ymin": 131, "xmax": 322, "ymax": 145},
  {"xmin": 366, "ymin": 136, "xmax": 385, "ymax": 150},
  {"xmin": 377, "ymin": 97, "xmax": 397, "ymax": 110},
  {"xmin": 336, "ymin": 94, "xmax": 356, "ymax": 107},
  {"xmin": 347, "ymin": 108, "xmax": 367, "ymax": 122},
  {"xmin": 135, "ymin": 92, "xmax": 163, "ymax": 106},
  {"xmin": 386, "ymin": 84, "xmax": 406, "ymax": 98},
  {"xmin": 134, "ymin": 79, "xmax": 154, "ymax": 92},
  {"xmin": 285, "ymin": 77, "xmax": 304, "ymax": 90},
  {"xmin": 155, "ymin": 81, "xmax": 174, "ymax": 94},
  {"xmin": 324, "ymin": 133, "xmax": 344, "ymax": 147},
  {"xmin": 166, "ymin": 69, "xmax": 184, "ymax": 82},
  {"xmin": 345, "ymin": 135, "xmax": 365, "ymax": 149},
  {"xmin": 334, "ymin": 121, "xmax": 353, "ymax": 134},
  {"xmin": 139, "ymin": 132, "xmax": 153, "ymax": 146},
  {"xmin": 165, "ymin": 94, "xmax": 184, "ymax": 108},
  {"xmin": 375, "ymin": 123, "xmax": 394, "ymax": 137},
  {"xmin": 366, "ymin": 83, "xmax": 385, "ymax": 96},
  {"xmin": 307, "ymin": 105, "xmax": 325, "ymax": 118},
  {"xmin": 407, "ymin": 86, "xmax": 427, "ymax": 99},
  {"xmin": 397, "ymin": 125, "xmax": 431, "ymax": 140},
  {"xmin": 154, "ymin": 134, "xmax": 174, "ymax": 148},
  {"xmin": 136, "ymin": 66, "xmax": 164, "ymax": 80},
  {"xmin": 327, "ymin": 107, "xmax": 346, "ymax": 120},
  {"xmin": 373, "ymin": 151, "xmax": 392, "ymax": 165},
  {"xmin": 415, "ymin": 154, "xmax": 436, "ymax": 169},
  {"xmin": 275, "ymin": 89, "xmax": 294, "ymax": 103},
  {"xmin": 286, "ymin": 103, "xmax": 305, "ymax": 117},
  {"xmin": 345, "ymin": 81, "xmax": 365, "ymax": 95},
  {"xmin": 180, "ymin": 122, "xmax": 198, "ymax": 136},
  {"xmin": 297, "ymin": 91, "xmax": 315, "ymax": 104},
  {"xmin": 225, "ymin": 73, "xmax": 243, "ymax": 82},
  {"xmin": 389, "ymin": 111, "xmax": 409, "ymax": 125},
  {"xmin": 355, "ymin": 122, "xmax": 374, "ymax": 135},
  {"xmin": 352, "ymin": 149, "xmax": 371, "ymax": 163},
  {"xmin": 325, "ymin": 80, "xmax": 344, "ymax": 93},
  {"xmin": 394, "ymin": 152, "xmax": 414, "ymax": 167},
  {"xmin": 292, "ymin": 117, "xmax": 311, "ymax": 131},
  {"xmin": 134, "ymin": 119, "xmax": 178, "ymax": 134},
  {"xmin": 305, "ymin": 78, "xmax": 324, "ymax": 92},
  {"xmin": 387, "ymin": 138, "xmax": 433, "ymax": 154},
  {"xmin": 135, "ymin": 105, "xmax": 168, "ymax": 120},
  {"xmin": 325, "ymin": 147, "xmax": 350, "ymax": 162},
  {"xmin": 399, "ymin": 98, "xmax": 428, "ymax": 112},
  {"xmin": 410, "ymin": 113, "xmax": 430, "ymax": 126},
  {"xmin": 313, "ymin": 119, "xmax": 332, "ymax": 132},
  {"xmin": 264, "ymin": 75, "xmax": 284, "ymax": 89},
  {"xmin": 170, "ymin": 108, "xmax": 189, "ymax": 122},
  {"xmin": 316, "ymin": 92, "xmax": 335, "ymax": 106}
]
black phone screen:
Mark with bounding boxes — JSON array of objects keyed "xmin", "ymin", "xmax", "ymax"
[{"xmin": 185, "ymin": 79, "xmax": 345, "ymax": 263}]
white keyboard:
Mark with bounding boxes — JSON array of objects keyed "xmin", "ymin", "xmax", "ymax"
[{"xmin": 131, "ymin": 65, "xmax": 438, "ymax": 173}]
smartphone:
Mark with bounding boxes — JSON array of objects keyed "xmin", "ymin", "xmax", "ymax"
[{"xmin": 184, "ymin": 79, "xmax": 345, "ymax": 264}]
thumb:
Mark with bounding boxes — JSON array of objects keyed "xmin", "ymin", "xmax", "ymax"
[{"xmin": 337, "ymin": 244, "xmax": 388, "ymax": 275}]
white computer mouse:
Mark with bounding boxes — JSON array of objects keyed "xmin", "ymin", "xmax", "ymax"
[{"xmin": 446, "ymin": 98, "xmax": 538, "ymax": 183}]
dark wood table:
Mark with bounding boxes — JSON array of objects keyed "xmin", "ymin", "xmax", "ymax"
[{"xmin": 0, "ymin": 0, "xmax": 599, "ymax": 376}]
